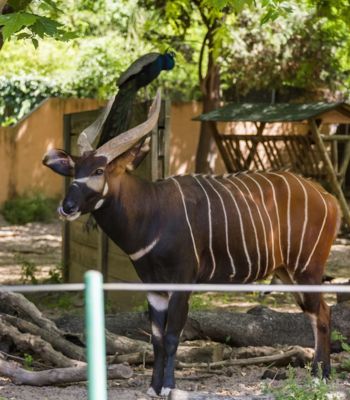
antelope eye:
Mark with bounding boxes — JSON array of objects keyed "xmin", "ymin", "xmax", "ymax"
[{"xmin": 94, "ymin": 168, "xmax": 104, "ymax": 176}]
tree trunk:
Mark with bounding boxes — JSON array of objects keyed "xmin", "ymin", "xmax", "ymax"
[
  {"xmin": 0, "ymin": 0, "xmax": 6, "ymax": 50},
  {"xmin": 195, "ymin": 28, "xmax": 221, "ymax": 173}
]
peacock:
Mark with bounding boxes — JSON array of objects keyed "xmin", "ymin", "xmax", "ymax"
[
  {"xmin": 84, "ymin": 51, "xmax": 175, "ymax": 232},
  {"xmin": 96, "ymin": 51, "xmax": 175, "ymax": 147}
]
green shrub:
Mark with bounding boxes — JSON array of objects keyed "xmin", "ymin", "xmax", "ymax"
[
  {"xmin": 265, "ymin": 366, "xmax": 334, "ymax": 400},
  {"xmin": 2, "ymin": 193, "xmax": 58, "ymax": 224},
  {"xmin": 0, "ymin": 75, "xmax": 69, "ymax": 126}
]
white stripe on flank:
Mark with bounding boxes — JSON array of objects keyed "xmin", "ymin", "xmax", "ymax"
[
  {"xmin": 235, "ymin": 176, "xmax": 267, "ymax": 280},
  {"xmin": 286, "ymin": 172, "xmax": 309, "ymax": 273},
  {"xmin": 301, "ymin": 181, "xmax": 328, "ymax": 273},
  {"xmin": 246, "ymin": 174, "xmax": 275, "ymax": 274},
  {"xmin": 206, "ymin": 178, "xmax": 236, "ymax": 277},
  {"xmin": 269, "ymin": 172, "xmax": 291, "ymax": 265},
  {"xmin": 170, "ymin": 177, "xmax": 200, "ymax": 267},
  {"xmin": 129, "ymin": 237, "xmax": 159, "ymax": 261},
  {"xmin": 225, "ymin": 177, "xmax": 259, "ymax": 282},
  {"xmin": 192, "ymin": 175, "xmax": 216, "ymax": 280},
  {"xmin": 215, "ymin": 179, "xmax": 251, "ymax": 277},
  {"xmin": 257, "ymin": 173, "xmax": 283, "ymax": 263}
]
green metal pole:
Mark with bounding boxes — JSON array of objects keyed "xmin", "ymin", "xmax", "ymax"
[{"xmin": 85, "ymin": 270, "xmax": 107, "ymax": 400}]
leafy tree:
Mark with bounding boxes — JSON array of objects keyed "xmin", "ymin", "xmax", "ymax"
[
  {"xmin": 0, "ymin": 0, "xmax": 74, "ymax": 50},
  {"xmin": 137, "ymin": 0, "xmax": 350, "ymax": 172}
]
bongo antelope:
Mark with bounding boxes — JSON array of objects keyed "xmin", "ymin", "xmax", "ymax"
[{"xmin": 43, "ymin": 90, "xmax": 340, "ymax": 397}]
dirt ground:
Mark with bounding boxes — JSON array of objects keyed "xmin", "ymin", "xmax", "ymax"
[{"xmin": 0, "ymin": 216, "xmax": 350, "ymax": 399}]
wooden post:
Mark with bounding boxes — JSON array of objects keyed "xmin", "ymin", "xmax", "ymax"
[
  {"xmin": 247, "ymin": 122, "xmax": 266, "ymax": 169},
  {"xmin": 213, "ymin": 128, "xmax": 235, "ymax": 173},
  {"xmin": 309, "ymin": 119, "xmax": 350, "ymax": 228},
  {"xmin": 62, "ymin": 114, "xmax": 72, "ymax": 282},
  {"xmin": 338, "ymin": 139, "xmax": 350, "ymax": 186}
]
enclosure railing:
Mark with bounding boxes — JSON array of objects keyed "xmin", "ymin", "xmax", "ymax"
[
  {"xmin": 2, "ymin": 282, "xmax": 350, "ymax": 293},
  {"xmin": 2, "ymin": 275, "xmax": 350, "ymax": 400}
]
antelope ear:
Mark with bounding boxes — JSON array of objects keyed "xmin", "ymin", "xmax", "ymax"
[
  {"xmin": 126, "ymin": 136, "xmax": 151, "ymax": 171},
  {"xmin": 106, "ymin": 141, "xmax": 145, "ymax": 175},
  {"xmin": 42, "ymin": 149, "xmax": 76, "ymax": 177}
]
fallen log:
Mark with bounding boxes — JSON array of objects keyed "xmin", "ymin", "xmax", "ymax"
[
  {"xmin": 0, "ymin": 357, "xmax": 132, "ymax": 386},
  {"xmin": 177, "ymin": 346, "xmax": 313, "ymax": 369},
  {"xmin": 2, "ymin": 314, "xmax": 86, "ymax": 361},
  {"xmin": 0, "ymin": 291, "xmax": 64, "ymax": 336},
  {"xmin": 111, "ymin": 341, "xmax": 232, "ymax": 365},
  {"xmin": 186, "ymin": 303, "xmax": 350, "ymax": 349},
  {"xmin": 0, "ymin": 316, "xmax": 84, "ymax": 368},
  {"xmin": 56, "ymin": 303, "xmax": 350, "ymax": 349}
]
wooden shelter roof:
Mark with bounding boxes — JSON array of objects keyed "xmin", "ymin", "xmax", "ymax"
[{"xmin": 194, "ymin": 102, "xmax": 350, "ymax": 123}]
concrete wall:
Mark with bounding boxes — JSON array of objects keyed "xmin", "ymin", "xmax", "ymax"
[
  {"xmin": 0, "ymin": 96, "xmax": 317, "ymax": 205},
  {"xmin": 0, "ymin": 98, "xmax": 208, "ymax": 205},
  {"xmin": 0, "ymin": 97, "xmax": 105, "ymax": 205}
]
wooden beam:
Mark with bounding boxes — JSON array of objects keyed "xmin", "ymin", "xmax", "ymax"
[
  {"xmin": 213, "ymin": 128, "xmax": 235, "ymax": 173},
  {"xmin": 309, "ymin": 119, "xmax": 350, "ymax": 228},
  {"xmin": 339, "ymin": 140, "xmax": 350, "ymax": 186},
  {"xmin": 247, "ymin": 122, "xmax": 266, "ymax": 169}
]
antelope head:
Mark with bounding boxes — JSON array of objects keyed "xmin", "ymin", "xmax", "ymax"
[{"xmin": 43, "ymin": 89, "xmax": 161, "ymax": 221}]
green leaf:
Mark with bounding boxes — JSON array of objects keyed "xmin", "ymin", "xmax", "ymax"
[
  {"xmin": 31, "ymin": 37, "xmax": 39, "ymax": 48},
  {"xmin": 33, "ymin": 16, "xmax": 62, "ymax": 36},
  {"xmin": 342, "ymin": 342, "xmax": 350, "ymax": 352},
  {"xmin": 40, "ymin": 0, "xmax": 62, "ymax": 13},
  {"xmin": 7, "ymin": 0, "xmax": 32, "ymax": 12},
  {"xmin": 16, "ymin": 32, "xmax": 31, "ymax": 39},
  {"xmin": 1, "ymin": 12, "xmax": 37, "ymax": 41}
]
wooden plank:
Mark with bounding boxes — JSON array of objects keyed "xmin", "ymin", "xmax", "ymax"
[
  {"xmin": 339, "ymin": 140, "xmax": 350, "ymax": 186},
  {"xmin": 163, "ymin": 99, "xmax": 171, "ymax": 177},
  {"xmin": 214, "ymin": 131, "xmax": 235, "ymax": 173},
  {"xmin": 107, "ymin": 251, "xmax": 137, "ymax": 281},
  {"xmin": 108, "ymin": 242, "xmax": 129, "ymax": 257},
  {"xmin": 252, "ymin": 143, "xmax": 266, "ymax": 170},
  {"xmin": 222, "ymin": 138, "xmax": 239, "ymax": 171},
  {"xmin": 68, "ymin": 260, "xmax": 93, "ymax": 283},
  {"xmin": 295, "ymin": 136, "xmax": 312, "ymax": 175},
  {"xmin": 69, "ymin": 110, "xmax": 100, "ymax": 135},
  {"xmin": 283, "ymin": 138, "xmax": 298, "ymax": 171},
  {"xmin": 62, "ymin": 114, "xmax": 72, "ymax": 282},
  {"xmin": 264, "ymin": 140, "xmax": 279, "ymax": 169},
  {"xmin": 70, "ymin": 242, "xmax": 98, "ymax": 270},
  {"xmin": 98, "ymin": 231, "xmax": 109, "ymax": 280},
  {"xmin": 69, "ymin": 221, "xmax": 99, "ymax": 248},
  {"xmin": 105, "ymin": 249, "xmax": 145, "ymax": 310},
  {"xmin": 246, "ymin": 122, "xmax": 266, "ymax": 168}
]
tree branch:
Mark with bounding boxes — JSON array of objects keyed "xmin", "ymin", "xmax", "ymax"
[
  {"xmin": 198, "ymin": 30, "xmax": 210, "ymax": 86},
  {"xmin": 0, "ymin": 356, "xmax": 132, "ymax": 386},
  {"xmin": 0, "ymin": 317, "xmax": 84, "ymax": 368},
  {"xmin": 3, "ymin": 314, "xmax": 86, "ymax": 362},
  {"xmin": 0, "ymin": 0, "xmax": 6, "ymax": 13}
]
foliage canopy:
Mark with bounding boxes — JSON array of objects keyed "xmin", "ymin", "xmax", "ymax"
[{"xmin": 0, "ymin": 0, "xmax": 350, "ymax": 126}]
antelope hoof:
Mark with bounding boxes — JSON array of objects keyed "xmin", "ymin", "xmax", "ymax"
[
  {"xmin": 160, "ymin": 387, "xmax": 172, "ymax": 397},
  {"xmin": 147, "ymin": 387, "xmax": 159, "ymax": 398}
]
